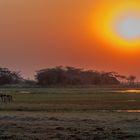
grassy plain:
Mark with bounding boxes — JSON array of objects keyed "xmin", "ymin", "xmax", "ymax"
[
  {"xmin": 0, "ymin": 88, "xmax": 140, "ymax": 111},
  {"xmin": 0, "ymin": 88, "xmax": 139, "ymax": 139}
]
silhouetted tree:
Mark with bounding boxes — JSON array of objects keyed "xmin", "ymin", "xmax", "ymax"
[
  {"xmin": 0, "ymin": 68, "xmax": 22, "ymax": 85},
  {"xmin": 127, "ymin": 75, "xmax": 136, "ymax": 85},
  {"xmin": 114, "ymin": 74, "xmax": 126, "ymax": 82},
  {"xmin": 35, "ymin": 66, "xmax": 120, "ymax": 86},
  {"xmin": 100, "ymin": 72, "xmax": 120, "ymax": 85}
]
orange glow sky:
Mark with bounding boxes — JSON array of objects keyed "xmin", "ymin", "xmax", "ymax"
[{"xmin": 0, "ymin": 0, "xmax": 140, "ymax": 79}]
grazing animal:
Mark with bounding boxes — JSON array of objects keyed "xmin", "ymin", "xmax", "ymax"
[
  {"xmin": 0, "ymin": 94, "xmax": 5, "ymax": 102},
  {"xmin": 6, "ymin": 95, "xmax": 13, "ymax": 103},
  {"xmin": 0, "ymin": 94, "xmax": 13, "ymax": 103}
]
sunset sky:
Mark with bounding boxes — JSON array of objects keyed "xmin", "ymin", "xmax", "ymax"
[{"xmin": 0, "ymin": 0, "xmax": 140, "ymax": 79}]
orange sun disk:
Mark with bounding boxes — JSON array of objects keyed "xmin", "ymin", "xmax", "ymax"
[{"xmin": 89, "ymin": 0, "xmax": 140, "ymax": 53}]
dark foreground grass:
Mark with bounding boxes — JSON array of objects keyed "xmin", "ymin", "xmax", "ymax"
[
  {"xmin": 0, "ymin": 88, "xmax": 139, "ymax": 140},
  {"xmin": 0, "ymin": 112, "xmax": 139, "ymax": 140},
  {"xmin": 0, "ymin": 88, "xmax": 139, "ymax": 112}
]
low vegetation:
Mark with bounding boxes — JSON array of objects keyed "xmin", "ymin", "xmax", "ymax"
[
  {"xmin": 0, "ymin": 88, "xmax": 139, "ymax": 139},
  {"xmin": 0, "ymin": 88, "xmax": 139, "ymax": 112},
  {"xmin": 0, "ymin": 86, "xmax": 139, "ymax": 139}
]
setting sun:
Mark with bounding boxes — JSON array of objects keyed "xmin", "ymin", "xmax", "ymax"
[{"xmin": 90, "ymin": 0, "xmax": 140, "ymax": 52}]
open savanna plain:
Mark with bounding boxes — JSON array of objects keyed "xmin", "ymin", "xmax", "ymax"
[{"xmin": 0, "ymin": 88, "xmax": 140, "ymax": 139}]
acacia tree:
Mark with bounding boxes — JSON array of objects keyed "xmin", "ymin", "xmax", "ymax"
[
  {"xmin": 100, "ymin": 72, "xmax": 120, "ymax": 85},
  {"xmin": 113, "ymin": 73, "xmax": 127, "ymax": 83},
  {"xmin": 127, "ymin": 75, "xmax": 136, "ymax": 85},
  {"xmin": 0, "ymin": 68, "xmax": 22, "ymax": 85},
  {"xmin": 35, "ymin": 66, "xmax": 120, "ymax": 86}
]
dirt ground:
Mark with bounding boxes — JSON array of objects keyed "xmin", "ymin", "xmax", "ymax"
[{"xmin": 0, "ymin": 111, "xmax": 139, "ymax": 140}]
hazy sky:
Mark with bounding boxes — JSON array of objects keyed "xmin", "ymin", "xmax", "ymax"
[{"xmin": 0, "ymin": 0, "xmax": 140, "ymax": 79}]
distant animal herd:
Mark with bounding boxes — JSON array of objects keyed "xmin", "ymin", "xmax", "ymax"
[{"xmin": 0, "ymin": 94, "xmax": 13, "ymax": 103}]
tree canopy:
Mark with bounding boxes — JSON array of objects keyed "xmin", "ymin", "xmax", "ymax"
[
  {"xmin": 0, "ymin": 68, "xmax": 22, "ymax": 85},
  {"xmin": 35, "ymin": 66, "xmax": 120, "ymax": 86}
]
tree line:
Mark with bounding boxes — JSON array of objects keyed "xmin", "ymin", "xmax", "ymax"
[{"xmin": 0, "ymin": 66, "xmax": 136, "ymax": 86}]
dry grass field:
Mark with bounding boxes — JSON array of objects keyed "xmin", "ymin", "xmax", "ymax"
[{"xmin": 0, "ymin": 88, "xmax": 139, "ymax": 139}]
